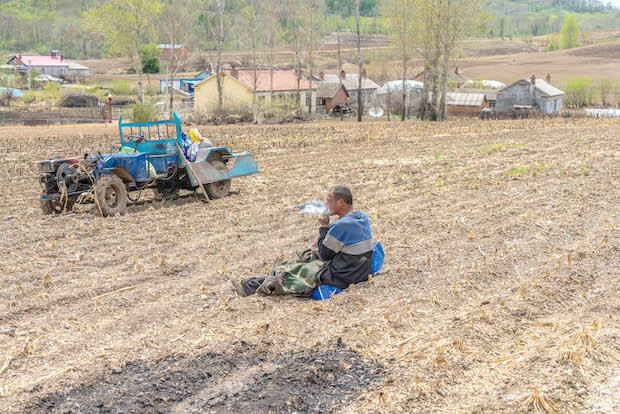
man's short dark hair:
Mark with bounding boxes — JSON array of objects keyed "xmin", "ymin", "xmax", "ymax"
[{"xmin": 331, "ymin": 185, "xmax": 353, "ymax": 205}]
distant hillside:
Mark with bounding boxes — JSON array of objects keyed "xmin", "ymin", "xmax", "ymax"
[
  {"xmin": 484, "ymin": 0, "xmax": 620, "ymax": 38},
  {"xmin": 0, "ymin": 0, "xmax": 618, "ymax": 58}
]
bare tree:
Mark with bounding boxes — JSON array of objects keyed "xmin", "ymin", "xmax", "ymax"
[
  {"xmin": 437, "ymin": 0, "xmax": 485, "ymax": 120},
  {"xmin": 299, "ymin": 0, "xmax": 324, "ymax": 114},
  {"xmin": 235, "ymin": 0, "xmax": 263, "ymax": 100},
  {"xmin": 160, "ymin": 0, "xmax": 193, "ymax": 118},
  {"xmin": 412, "ymin": 0, "xmax": 438, "ymax": 120},
  {"xmin": 205, "ymin": 0, "xmax": 230, "ymax": 110},
  {"xmin": 263, "ymin": 0, "xmax": 281, "ymax": 100},
  {"xmin": 384, "ymin": 0, "xmax": 416, "ymax": 121},
  {"xmin": 285, "ymin": 0, "xmax": 303, "ymax": 103},
  {"xmin": 337, "ymin": 34, "xmax": 344, "ymax": 121},
  {"xmin": 355, "ymin": 0, "xmax": 363, "ymax": 122}
]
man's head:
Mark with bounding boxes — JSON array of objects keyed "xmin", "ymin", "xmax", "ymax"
[{"xmin": 326, "ymin": 185, "xmax": 353, "ymax": 217}]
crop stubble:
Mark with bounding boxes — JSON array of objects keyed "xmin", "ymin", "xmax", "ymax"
[{"xmin": 0, "ymin": 118, "xmax": 618, "ymax": 413}]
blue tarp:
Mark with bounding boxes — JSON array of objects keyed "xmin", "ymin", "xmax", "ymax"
[{"xmin": 0, "ymin": 87, "xmax": 23, "ymax": 97}]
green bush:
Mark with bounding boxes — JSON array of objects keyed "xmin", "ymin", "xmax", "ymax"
[
  {"xmin": 41, "ymin": 82, "xmax": 61, "ymax": 99},
  {"xmin": 562, "ymin": 77, "xmax": 594, "ymax": 107},
  {"xmin": 559, "ymin": 14, "xmax": 579, "ymax": 49},
  {"xmin": 141, "ymin": 43, "xmax": 161, "ymax": 74},
  {"xmin": 131, "ymin": 102, "xmax": 159, "ymax": 122},
  {"xmin": 111, "ymin": 79, "xmax": 132, "ymax": 95}
]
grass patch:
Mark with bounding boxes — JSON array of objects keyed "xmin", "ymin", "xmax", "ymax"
[
  {"xmin": 506, "ymin": 162, "xmax": 547, "ymax": 178},
  {"xmin": 111, "ymin": 79, "xmax": 133, "ymax": 96},
  {"xmin": 506, "ymin": 166, "xmax": 529, "ymax": 178}
]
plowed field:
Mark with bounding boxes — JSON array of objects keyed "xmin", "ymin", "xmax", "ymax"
[{"xmin": 0, "ymin": 118, "xmax": 619, "ymax": 413}]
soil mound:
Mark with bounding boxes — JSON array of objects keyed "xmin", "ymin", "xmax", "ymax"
[{"xmin": 27, "ymin": 341, "xmax": 383, "ymax": 414}]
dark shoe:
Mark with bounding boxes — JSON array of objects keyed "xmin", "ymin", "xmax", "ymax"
[{"xmin": 230, "ymin": 273, "xmax": 249, "ymax": 296}]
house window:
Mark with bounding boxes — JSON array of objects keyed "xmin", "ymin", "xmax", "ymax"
[{"xmin": 489, "ymin": 101, "xmax": 496, "ymax": 108}]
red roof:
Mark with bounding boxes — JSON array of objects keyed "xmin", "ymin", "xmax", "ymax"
[
  {"xmin": 10, "ymin": 55, "xmax": 69, "ymax": 67},
  {"xmin": 230, "ymin": 69, "xmax": 316, "ymax": 92}
]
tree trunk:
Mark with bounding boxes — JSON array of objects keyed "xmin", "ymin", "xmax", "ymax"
[
  {"xmin": 401, "ymin": 64, "xmax": 406, "ymax": 121},
  {"xmin": 439, "ymin": 49, "xmax": 449, "ymax": 120},
  {"xmin": 295, "ymin": 49, "xmax": 301, "ymax": 103},
  {"xmin": 337, "ymin": 34, "xmax": 343, "ymax": 121},
  {"xmin": 216, "ymin": 21, "xmax": 224, "ymax": 110},
  {"xmin": 169, "ymin": 44, "xmax": 175, "ymax": 118},
  {"xmin": 270, "ymin": 54, "xmax": 274, "ymax": 100},
  {"xmin": 356, "ymin": 0, "xmax": 362, "ymax": 122},
  {"xmin": 137, "ymin": 39, "xmax": 144, "ymax": 102},
  {"xmin": 307, "ymin": 10, "xmax": 313, "ymax": 115},
  {"xmin": 136, "ymin": 6, "xmax": 144, "ymax": 103}
]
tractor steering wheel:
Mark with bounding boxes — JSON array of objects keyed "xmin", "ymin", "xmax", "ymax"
[
  {"xmin": 125, "ymin": 134, "xmax": 146, "ymax": 152},
  {"xmin": 125, "ymin": 134, "xmax": 146, "ymax": 144}
]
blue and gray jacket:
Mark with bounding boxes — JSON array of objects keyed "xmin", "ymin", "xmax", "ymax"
[{"xmin": 318, "ymin": 210, "xmax": 373, "ymax": 289}]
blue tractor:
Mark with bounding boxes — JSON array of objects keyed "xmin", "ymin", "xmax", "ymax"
[{"xmin": 36, "ymin": 112, "xmax": 258, "ymax": 216}]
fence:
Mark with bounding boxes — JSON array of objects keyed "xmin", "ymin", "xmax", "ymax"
[{"xmin": 0, "ymin": 105, "xmax": 132, "ymax": 126}]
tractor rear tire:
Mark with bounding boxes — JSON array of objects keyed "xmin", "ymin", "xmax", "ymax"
[
  {"xmin": 95, "ymin": 174, "xmax": 128, "ymax": 216},
  {"xmin": 205, "ymin": 160, "xmax": 231, "ymax": 200}
]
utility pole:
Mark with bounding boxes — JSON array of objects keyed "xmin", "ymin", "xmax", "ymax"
[
  {"xmin": 337, "ymin": 34, "xmax": 343, "ymax": 122},
  {"xmin": 27, "ymin": 60, "xmax": 31, "ymax": 90}
]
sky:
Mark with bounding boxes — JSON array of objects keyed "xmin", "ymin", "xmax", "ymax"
[{"xmin": 608, "ymin": 0, "xmax": 620, "ymax": 9}]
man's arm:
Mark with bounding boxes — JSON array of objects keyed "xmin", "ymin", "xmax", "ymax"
[{"xmin": 317, "ymin": 226, "xmax": 337, "ymax": 261}]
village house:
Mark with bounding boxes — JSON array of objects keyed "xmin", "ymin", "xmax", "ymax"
[
  {"xmin": 445, "ymin": 92, "xmax": 488, "ymax": 116},
  {"xmin": 316, "ymin": 82, "xmax": 348, "ymax": 113},
  {"xmin": 457, "ymin": 88, "xmax": 497, "ymax": 108},
  {"xmin": 157, "ymin": 44, "xmax": 188, "ymax": 58},
  {"xmin": 193, "ymin": 67, "xmax": 317, "ymax": 113},
  {"xmin": 159, "ymin": 70, "xmax": 211, "ymax": 94},
  {"xmin": 376, "ymin": 80, "xmax": 424, "ymax": 107},
  {"xmin": 412, "ymin": 67, "xmax": 467, "ymax": 88},
  {"xmin": 6, "ymin": 51, "xmax": 90, "ymax": 78},
  {"xmin": 67, "ymin": 62, "xmax": 90, "ymax": 79},
  {"xmin": 496, "ymin": 74, "xmax": 564, "ymax": 115},
  {"xmin": 314, "ymin": 70, "xmax": 380, "ymax": 110}
]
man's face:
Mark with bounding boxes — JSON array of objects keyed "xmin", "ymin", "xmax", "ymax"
[{"xmin": 325, "ymin": 189, "xmax": 341, "ymax": 216}]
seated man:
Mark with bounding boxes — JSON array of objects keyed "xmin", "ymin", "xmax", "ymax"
[{"xmin": 231, "ymin": 185, "xmax": 373, "ymax": 296}]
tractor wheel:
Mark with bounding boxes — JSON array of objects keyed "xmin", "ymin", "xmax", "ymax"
[
  {"xmin": 156, "ymin": 179, "xmax": 180, "ymax": 198},
  {"xmin": 205, "ymin": 160, "xmax": 231, "ymax": 199},
  {"xmin": 40, "ymin": 197, "xmax": 73, "ymax": 215},
  {"xmin": 95, "ymin": 174, "xmax": 128, "ymax": 216}
]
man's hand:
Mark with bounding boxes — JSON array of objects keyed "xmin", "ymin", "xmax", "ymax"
[{"xmin": 319, "ymin": 213, "xmax": 330, "ymax": 227}]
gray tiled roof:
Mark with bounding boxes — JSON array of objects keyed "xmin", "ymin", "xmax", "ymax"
[
  {"xmin": 317, "ymin": 82, "xmax": 347, "ymax": 98},
  {"xmin": 320, "ymin": 73, "xmax": 380, "ymax": 91},
  {"xmin": 499, "ymin": 78, "xmax": 564, "ymax": 97},
  {"xmin": 446, "ymin": 93, "xmax": 486, "ymax": 107},
  {"xmin": 458, "ymin": 88, "xmax": 497, "ymax": 101}
]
